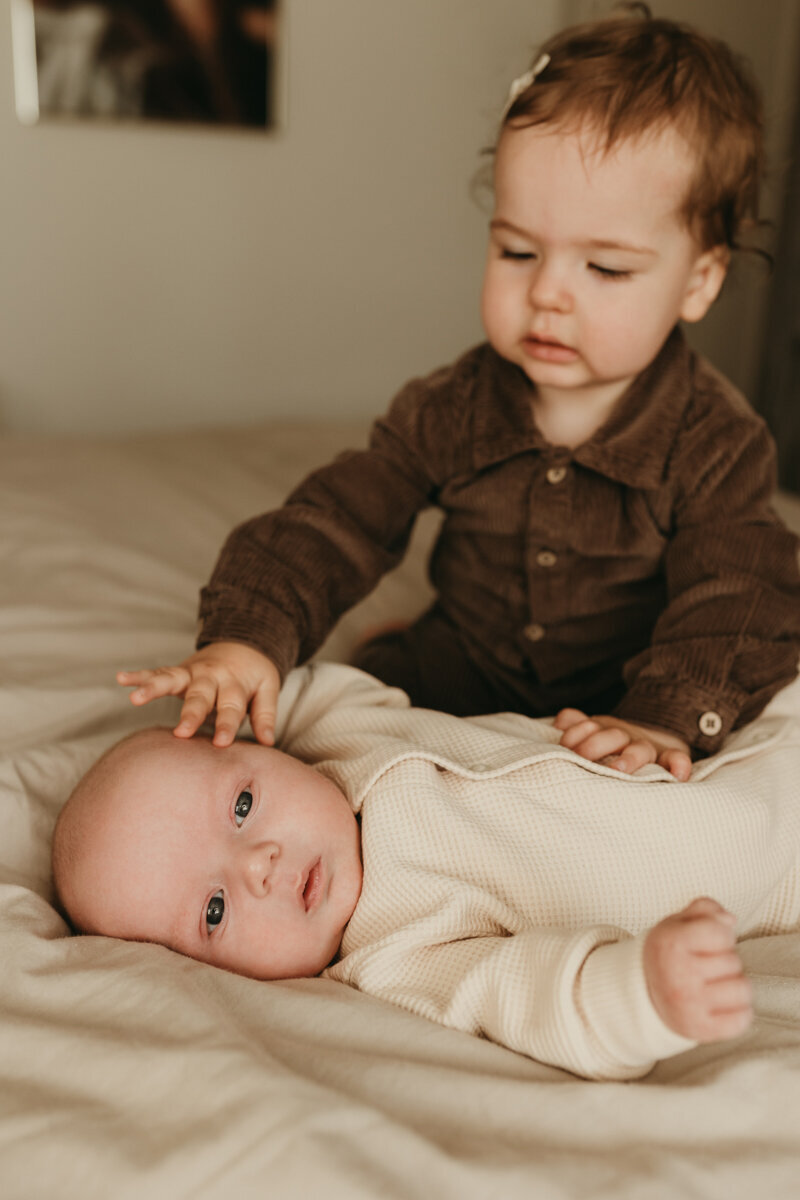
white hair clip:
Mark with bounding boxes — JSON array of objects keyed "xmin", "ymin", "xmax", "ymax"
[{"xmin": 501, "ymin": 52, "xmax": 551, "ymax": 121}]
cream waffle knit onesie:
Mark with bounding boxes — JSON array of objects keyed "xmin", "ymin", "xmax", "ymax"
[{"xmin": 274, "ymin": 663, "xmax": 800, "ymax": 1080}]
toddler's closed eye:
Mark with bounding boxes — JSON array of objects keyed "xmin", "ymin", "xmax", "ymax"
[{"xmin": 589, "ymin": 264, "xmax": 632, "ymax": 280}]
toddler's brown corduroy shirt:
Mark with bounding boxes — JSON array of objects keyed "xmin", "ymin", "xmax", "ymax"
[{"xmin": 198, "ymin": 328, "xmax": 800, "ymax": 753}]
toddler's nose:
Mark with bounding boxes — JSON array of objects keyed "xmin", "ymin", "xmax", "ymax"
[
  {"xmin": 242, "ymin": 841, "xmax": 280, "ymax": 897},
  {"xmin": 528, "ymin": 262, "xmax": 572, "ymax": 313}
]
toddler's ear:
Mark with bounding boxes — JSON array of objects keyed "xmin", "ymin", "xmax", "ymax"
[{"xmin": 680, "ymin": 245, "xmax": 729, "ymax": 323}]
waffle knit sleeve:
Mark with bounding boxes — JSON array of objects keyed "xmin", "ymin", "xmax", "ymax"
[{"xmin": 333, "ymin": 926, "xmax": 695, "ymax": 1081}]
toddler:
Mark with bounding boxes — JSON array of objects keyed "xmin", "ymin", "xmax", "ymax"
[
  {"xmin": 118, "ymin": 7, "xmax": 800, "ymax": 779},
  {"xmin": 54, "ymin": 663, "xmax": 800, "ymax": 1081}
]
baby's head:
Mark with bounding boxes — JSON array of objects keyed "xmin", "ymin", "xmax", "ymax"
[
  {"xmin": 498, "ymin": 5, "xmax": 764, "ymax": 255},
  {"xmin": 481, "ymin": 6, "xmax": 765, "ymax": 402},
  {"xmin": 52, "ymin": 728, "xmax": 363, "ymax": 980}
]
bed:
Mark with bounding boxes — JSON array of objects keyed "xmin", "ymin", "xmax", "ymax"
[{"xmin": 2, "ymin": 420, "xmax": 800, "ymax": 1200}]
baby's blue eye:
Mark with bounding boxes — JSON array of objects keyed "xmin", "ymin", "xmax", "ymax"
[
  {"xmin": 206, "ymin": 891, "xmax": 225, "ymax": 931},
  {"xmin": 234, "ymin": 790, "xmax": 253, "ymax": 826}
]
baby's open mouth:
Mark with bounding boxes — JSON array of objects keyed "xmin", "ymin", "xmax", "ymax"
[{"xmin": 303, "ymin": 859, "xmax": 322, "ymax": 912}]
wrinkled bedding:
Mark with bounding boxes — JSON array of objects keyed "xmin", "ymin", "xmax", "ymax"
[{"xmin": 2, "ymin": 423, "xmax": 800, "ymax": 1200}]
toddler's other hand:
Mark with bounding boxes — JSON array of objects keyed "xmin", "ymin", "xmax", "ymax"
[
  {"xmin": 117, "ymin": 642, "xmax": 281, "ymax": 747},
  {"xmin": 554, "ymin": 709, "xmax": 692, "ymax": 780},
  {"xmin": 643, "ymin": 897, "xmax": 753, "ymax": 1042}
]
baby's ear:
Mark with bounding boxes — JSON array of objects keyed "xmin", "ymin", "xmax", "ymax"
[{"xmin": 680, "ymin": 245, "xmax": 729, "ymax": 323}]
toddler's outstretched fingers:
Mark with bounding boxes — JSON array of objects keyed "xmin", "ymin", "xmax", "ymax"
[
  {"xmin": 250, "ymin": 683, "xmax": 279, "ymax": 746},
  {"xmin": 557, "ymin": 717, "xmax": 602, "ymax": 749},
  {"xmin": 209, "ymin": 679, "xmax": 250, "ymax": 747},
  {"xmin": 605, "ymin": 737, "xmax": 657, "ymax": 775},
  {"xmin": 658, "ymin": 747, "xmax": 692, "ymax": 781},
  {"xmin": 117, "ymin": 668, "xmax": 155, "ymax": 696},
  {"xmin": 117, "ymin": 666, "xmax": 191, "ymax": 705},
  {"xmin": 211, "ymin": 706, "xmax": 245, "ymax": 748},
  {"xmin": 553, "ymin": 708, "xmax": 589, "ymax": 730},
  {"xmin": 174, "ymin": 679, "xmax": 218, "ymax": 738},
  {"xmin": 569, "ymin": 726, "xmax": 632, "ymax": 762}
]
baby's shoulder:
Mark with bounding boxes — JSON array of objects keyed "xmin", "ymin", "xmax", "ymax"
[
  {"xmin": 666, "ymin": 352, "xmax": 775, "ymax": 501},
  {"xmin": 389, "ymin": 343, "xmax": 492, "ymax": 416},
  {"xmin": 682, "ymin": 353, "xmax": 766, "ymax": 437},
  {"xmin": 375, "ymin": 343, "xmax": 498, "ymax": 468},
  {"xmin": 668, "ymin": 353, "xmax": 768, "ymax": 468}
]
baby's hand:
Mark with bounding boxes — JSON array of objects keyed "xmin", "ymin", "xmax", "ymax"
[
  {"xmin": 117, "ymin": 642, "xmax": 281, "ymax": 747},
  {"xmin": 554, "ymin": 709, "xmax": 692, "ymax": 781},
  {"xmin": 643, "ymin": 897, "xmax": 753, "ymax": 1042}
]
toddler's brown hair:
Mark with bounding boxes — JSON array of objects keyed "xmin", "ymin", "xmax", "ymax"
[{"xmin": 500, "ymin": 3, "xmax": 765, "ymax": 255}]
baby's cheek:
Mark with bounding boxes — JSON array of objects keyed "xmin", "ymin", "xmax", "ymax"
[{"xmin": 596, "ymin": 291, "xmax": 679, "ymax": 376}]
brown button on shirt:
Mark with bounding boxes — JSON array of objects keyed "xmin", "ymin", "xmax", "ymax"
[{"xmin": 199, "ymin": 329, "xmax": 800, "ymax": 753}]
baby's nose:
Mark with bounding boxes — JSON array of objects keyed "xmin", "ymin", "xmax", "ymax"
[
  {"xmin": 528, "ymin": 262, "xmax": 572, "ymax": 313},
  {"xmin": 242, "ymin": 841, "xmax": 280, "ymax": 897}
]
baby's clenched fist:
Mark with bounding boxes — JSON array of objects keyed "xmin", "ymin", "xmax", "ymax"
[{"xmin": 643, "ymin": 897, "xmax": 753, "ymax": 1042}]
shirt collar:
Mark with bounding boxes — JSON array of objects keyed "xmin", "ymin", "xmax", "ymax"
[{"xmin": 471, "ymin": 327, "xmax": 694, "ymax": 488}]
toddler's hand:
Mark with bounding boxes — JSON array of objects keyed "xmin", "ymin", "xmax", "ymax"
[
  {"xmin": 554, "ymin": 709, "xmax": 692, "ymax": 781},
  {"xmin": 117, "ymin": 642, "xmax": 281, "ymax": 747},
  {"xmin": 643, "ymin": 897, "xmax": 753, "ymax": 1042}
]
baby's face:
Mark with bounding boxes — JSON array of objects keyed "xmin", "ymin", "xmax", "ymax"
[
  {"xmin": 481, "ymin": 121, "xmax": 726, "ymax": 404},
  {"xmin": 68, "ymin": 732, "xmax": 362, "ymax": 980}
]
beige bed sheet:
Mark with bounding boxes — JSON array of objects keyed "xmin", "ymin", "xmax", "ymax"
[{"xmin": 2, "ymin": 423, "xmax": 800, "ymax": 1200}]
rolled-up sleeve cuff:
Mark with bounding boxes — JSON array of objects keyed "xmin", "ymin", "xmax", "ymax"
[{"xmin": 578, "ymin": 932, "xmax": 697, "ymax": 1076}]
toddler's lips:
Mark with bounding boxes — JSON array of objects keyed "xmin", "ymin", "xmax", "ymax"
[
  {"xmin": 522, "ymin": 335, "xmax": 579, "ymax": 364},
  {"xmin": 303, "ymin": 859, "xmax": 323, "ymax": 912}
]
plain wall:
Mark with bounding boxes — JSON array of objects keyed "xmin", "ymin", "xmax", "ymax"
[
  {"xmin": 0, "ymin": 0, "xmax": 563, "ymax": 434},
  {"xmin": 1, "ymin": 0, "xmax": 798, "ymax": 435}
]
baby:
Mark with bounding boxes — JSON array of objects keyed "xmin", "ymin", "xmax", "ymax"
[
  {"xmin": 54, "ymin": 664, "xmax": 800, "ymax": 1081},
  {"xmin": 117, "ymin": 6, "xmax": 800, "ymax": 781}
]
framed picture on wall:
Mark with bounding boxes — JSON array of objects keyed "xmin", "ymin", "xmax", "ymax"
[{"xmin": 11, "ymin": 0, "xmax": 281, "ymax": 130}]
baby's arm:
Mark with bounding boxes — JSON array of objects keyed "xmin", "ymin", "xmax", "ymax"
[
  {"xmin": 611, "ymin": 411, "xmax": 799, "ymax": 759},
  {"xmin": 643, "ymin": 897, "xmax": 753, "ymax": 1041},
  {"xmin": 117, "ymin": 641, "xmax": 280, "ymax": 747},
  {"xmin": 197, "ymin": 372, "xmax": 461, "ymax": 683},
  {"xmin": 554, "ymin": 708, "xmax": 692, "ymax": 780},
  {"xmin": 329, "ymin": 900, "xmax": 751, "ymax": 1079}
]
